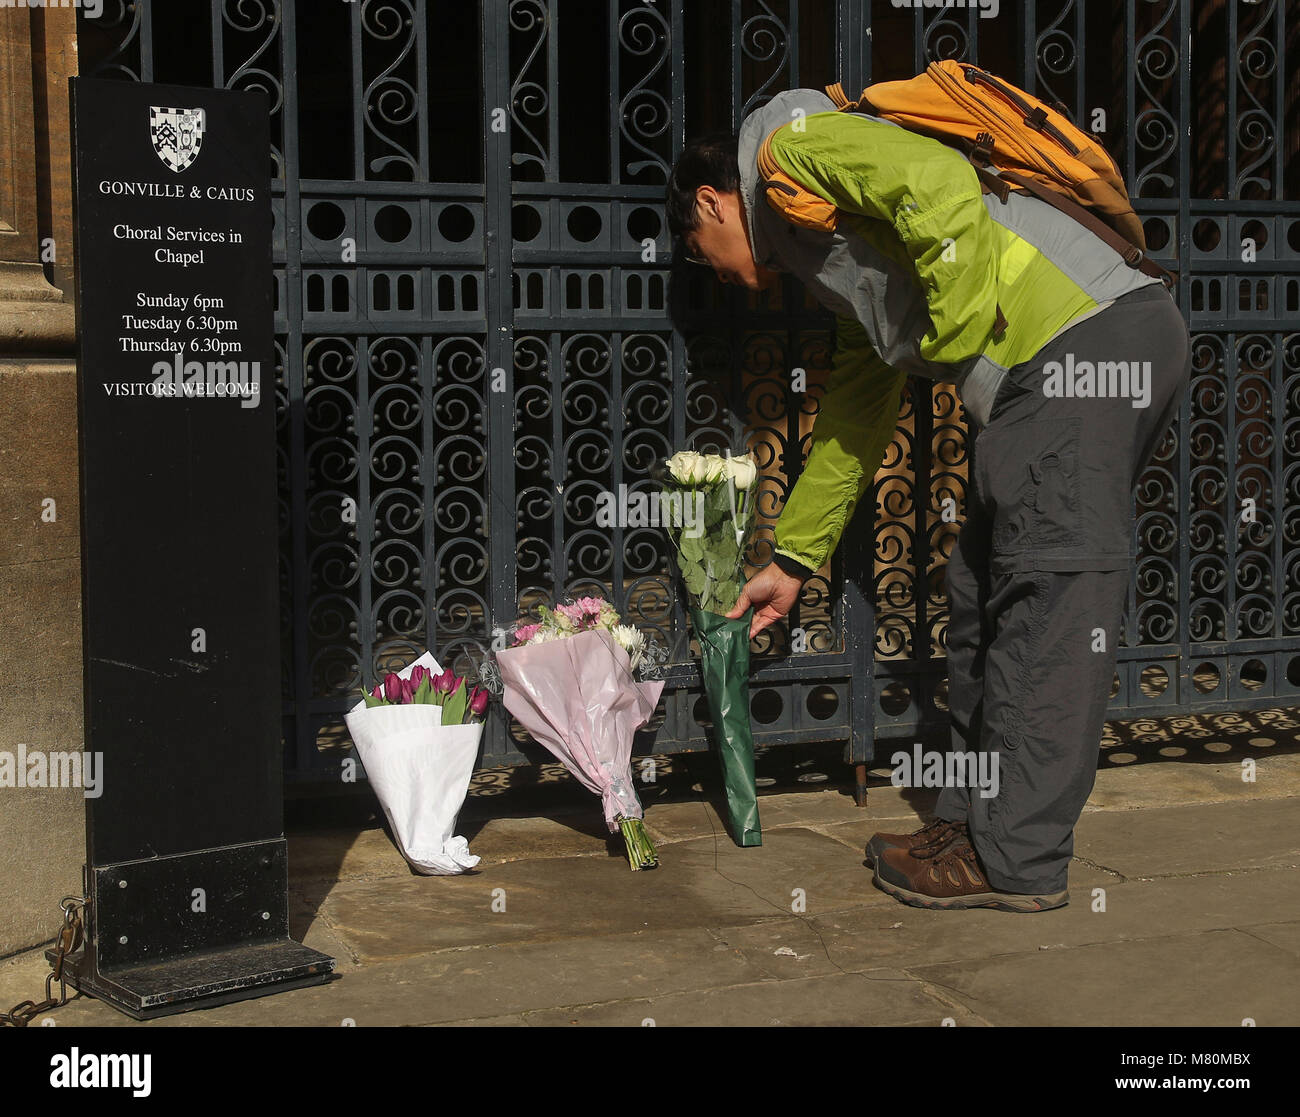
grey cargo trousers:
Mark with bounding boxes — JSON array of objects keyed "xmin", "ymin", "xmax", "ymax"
[{"xmin": 935, "ymin": 283, "xmax": 1192, "ymax": 894}]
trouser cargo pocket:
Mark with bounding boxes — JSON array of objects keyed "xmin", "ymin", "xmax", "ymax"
[{"xmin": 975, "ymin": 416, "xmax": 1131, "ymax": 573}]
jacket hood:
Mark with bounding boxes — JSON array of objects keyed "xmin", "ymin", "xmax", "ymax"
[{"xmin": 737, "ymin": 88, "xmax": 838, "ymax": 267}]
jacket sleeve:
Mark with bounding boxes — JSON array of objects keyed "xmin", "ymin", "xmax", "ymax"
[
  {"xmin": 773, "ymin": 314, "xmax": 908, "ymax": 575},
  {"xmin": 766, "ymin": 112, "xmax": 999, "ymax": 365}
]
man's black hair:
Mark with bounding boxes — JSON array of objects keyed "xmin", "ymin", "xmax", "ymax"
[{"xmin": 665, "ymin": 132, "xmax": 742, "ymax": 240}]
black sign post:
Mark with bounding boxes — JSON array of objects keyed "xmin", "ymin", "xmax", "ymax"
[{"xmin": 62, "ymin": 76, "xmax": 333, "ymax": 1018}]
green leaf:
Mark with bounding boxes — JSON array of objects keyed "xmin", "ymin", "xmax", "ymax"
[
  {"xmin": 442, "ymin": 681, "xmax": 468, "ymax": 726},
  {"xmin": 711, "ymin": 580, "xmax": 737, "ymax": 614},
  {"xmin": 413, "ymin": 676, "xmax": 433, "ymax": 704},
  {"xmin": 362, "ymin": 692, "xmax": 384, "ymax": 708},
  {"xmin": 683, "ymin": 564, "xmax": 708, "ymax": 596},
  {"xmin": 713, "ymin": 532, "xmax": 739, "ymax": 566},
  {"xmin": 679, "ymin": 531, "xmax": 706, "ymax": 562},
  {"xmin": 705, "ymin": 478, "xmax": 739, "ymax": 521}
]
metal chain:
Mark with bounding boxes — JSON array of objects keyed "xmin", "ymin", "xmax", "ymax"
[{"xmin": 0, "ymin": 897, "xmax": 85, "ymax": 1028}]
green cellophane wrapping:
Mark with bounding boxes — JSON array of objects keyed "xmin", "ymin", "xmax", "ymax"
[{"xmin": 690, "ymin": 605, "xmax": 761, "ymax": 847}]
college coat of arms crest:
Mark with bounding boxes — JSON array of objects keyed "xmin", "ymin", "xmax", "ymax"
[{"xmin": 149, "ymin": 106, "xmax": 206, "ymax": 173}]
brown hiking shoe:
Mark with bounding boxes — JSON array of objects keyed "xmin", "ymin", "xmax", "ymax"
[
  {"xmin": 873, "ymin": 837, "xmax": 1069, "ymax": 913},
  {"xmin": 864, "ymin": 817, "xmax": 967, "ymax": 867}
]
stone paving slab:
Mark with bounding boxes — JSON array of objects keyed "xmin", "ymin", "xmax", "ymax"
[
  {"xmin": 803, "ymin": 866, "xmax": 1300, "ymax": 973},
  {"xmin": 1241, "ymin": 921, "xmax": 1300, "ymax": 959},
  {"xmin": 906, "ymin": 928, "xmax": 1300, "ymax": 1027},
  {"xmin": 1084, "ymin": 754, "xmax": 1300, "ymax": 810},
  {"xmin": 1, "ymin": 760, "xmax": 1297, "ymax": 1028},
  {"xmin": 5, "ymin": 926, "xmax": 774, "ymax": 1028},
  {"xmin": 514, "ymin": 968, "xmax": 948, "ymax": 1028},
  {"xmin": 1071, "ymin": 798, "xmax": 1300, "ymax": 878},
  {"xmin": 641, "ymin": 786, "xmax": 916, "ymax": 843},
  {"xmin": 308, "ymin": 827, "xmax": 882, "ymax": 964}
]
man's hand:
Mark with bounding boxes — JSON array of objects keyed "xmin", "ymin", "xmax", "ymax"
[{"xmin": 726, "ymin": 563, "xmax": 805, "ymax": 639}]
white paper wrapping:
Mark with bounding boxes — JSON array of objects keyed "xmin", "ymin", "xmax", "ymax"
[{"xmin": 344, "ymin": 651, "xmax": 482, "ymax": 875}]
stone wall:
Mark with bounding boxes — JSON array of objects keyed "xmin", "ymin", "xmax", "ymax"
[{"xmin": 0, "ymin": 6, "xmax": 84, "ymax": 959}]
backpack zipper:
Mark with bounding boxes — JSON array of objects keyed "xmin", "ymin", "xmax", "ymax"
[
  {"xmin": 931, "ymin": 64, "xmax": 1071, "ymax": 180},
  {"xmin": 960, "ymin": 64, "xmax": 1082, "ymax": 157}
]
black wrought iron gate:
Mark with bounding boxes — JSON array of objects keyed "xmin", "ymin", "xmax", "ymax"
[{"xmin": 77, "ymin": 1, "xmax": 1300, "ymax": 784}]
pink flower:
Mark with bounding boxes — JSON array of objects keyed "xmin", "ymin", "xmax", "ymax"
[
  {"xmin": 383, "ymin": 673, "xmax": 404, "ymax": 702},
  {"xmin": 573, "ymin": 596, "xmax": 608, "ymax": 627},
  {"xmin": 433, "ymin": 670, "xmax": 455, "ymax": 695},
  {"xmin": 409, "ymin": 665, "xmax": 432, "ymax": 690},
  {"xmin": 511, "ymin": 623, "xmax": 540, "ymax": 645},
  {"xmin": 371, "ymin": 682, "xmax": 384, "ymax": 700},
  {"xmin": 468, "ymin": 687, "xmax": 488, "ymax": 717},
  {"xmin": 400, "ymin": 677, "xmax": 416, "ymax": 704}
]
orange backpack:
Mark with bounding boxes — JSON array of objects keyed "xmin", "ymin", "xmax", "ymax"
[{"xmin": 763, "ymin": 61, "xmax": 1175, "ymax": 288}]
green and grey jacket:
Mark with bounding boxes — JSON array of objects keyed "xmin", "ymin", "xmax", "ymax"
[{"xmin": 737, "ymin": 89, "xmax": 1164, "ymax": 578}]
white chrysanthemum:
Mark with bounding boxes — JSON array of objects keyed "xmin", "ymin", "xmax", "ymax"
[{"xmin": 611, "ymin": 624, "xmax": 646, "ymax": 669}]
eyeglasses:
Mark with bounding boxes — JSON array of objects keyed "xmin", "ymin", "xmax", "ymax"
[
  {"xmin": 677, "ymin": 237, "xmax": 710, "ymax": 267},
  {"xmin": 676, "ymin": 208, "xmax": 710, "ymax": 266}
]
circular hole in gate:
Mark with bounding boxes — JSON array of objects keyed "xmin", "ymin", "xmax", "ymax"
[
  {"xmin": 879, "ymin": 682, "xmax": 910, "ymax": 716},
  {"xmin": 437, "ymin": 204, "xmax": 475, "ymax": 243},
  {"xmin": 1288, "ymin": 656, "xmax": 1300, "ymax": 687},
  {"xmin": 932, "ymin": 677, "xmax": 949, "ymax": 711},
  {"xmin": 512, "ymin": 203, "xmax": 541, "ymax": 242},
  {"xmin": 692, "ymin": 694, "xmax": 712, "ymax": 729},
  {"xmin": 1239, "ymin": 658, "xmax": 1267, "ymax": 690},
  {"xmin": 373, "ymin": 204, "xmax": 412, "ymax": 244},
  {"xmin": 1143, "ymin": 217, "xmax": 1170, "ymax": 252},
  {"xmin": 806, "ymin": 686, "xmax": 839, "ymax": 721},
  {"xmin": 1110, "ymin": 672, "xmax": 1121, "ymax": 698},
  {"xmin": 1288, "ymin": 221, "xmax": 1300, "ymax": 254},
  {"xmin": 1139, "ymin": 664, "xmax": 1169, "ymax": 697},
  {"xmin": 1240, "ymin": 219, "xmax": 1268, "ymax": 251},
  {"xmin": 1192, "ymin": 218, "xmax": 1222, "ymax": 252},
  {"xmin": 626, "ymin": 205, "xmax": 660, "ymax": 243},
  {"xmin": 566, "ymin": 205, "xmax": 602, "ymax": 243},
  {"xmin": 751, "ymin": 688, "xmax": 783, "ymax": 725},
  {"xmin": 306, "ymin": 200, "xmax": 347, "ymax": 242},
  {"xmin": 1192, "ymin": 662, "xmax": 1221, "ymax": 694}
]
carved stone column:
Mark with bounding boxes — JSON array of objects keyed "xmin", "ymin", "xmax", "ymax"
[{"xmin": 0, "ymin": 5, "xmax": 84, "ymax": 958}]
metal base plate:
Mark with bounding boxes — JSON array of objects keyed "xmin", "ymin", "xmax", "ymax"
[{"xmin": 48, "ymin": 938, "xmax": 336, "ymax": 1021}]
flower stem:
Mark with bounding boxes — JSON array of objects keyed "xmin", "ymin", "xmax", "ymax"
[{"xmin": 618, "ymin": 816, "xmax": 658, "ymax": 871}]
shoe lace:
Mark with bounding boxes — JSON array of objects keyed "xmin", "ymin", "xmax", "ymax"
[{"xmin": 911, "ymin": 817, "xmax": 967, "ymax": 854}]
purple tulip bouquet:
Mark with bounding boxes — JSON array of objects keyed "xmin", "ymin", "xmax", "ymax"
[{"xmin": 344, "ymin": 651, "xmax": 488, "ymax": 875}]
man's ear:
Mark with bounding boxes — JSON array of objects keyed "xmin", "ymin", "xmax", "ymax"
[{"xmin": 694, "ymin": 185, "xmax": 724, "ymax": 227}]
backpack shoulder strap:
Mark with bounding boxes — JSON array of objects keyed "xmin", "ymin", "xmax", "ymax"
[
  {"xmin": 999, "ymin": 169, "xmax": 1176, "ymax": 288},
  {"xmin": 756, "ymin": 123, "xmax": 839, "ymax": 233},
  {"xmin": 825, "ymin": 82, "xmax": 855, "ymax": 111}
]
